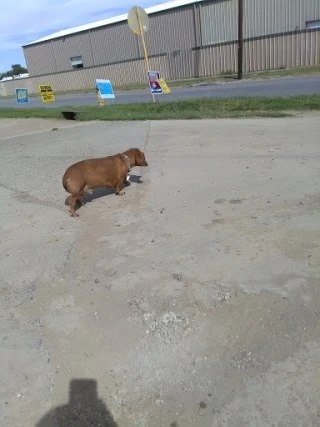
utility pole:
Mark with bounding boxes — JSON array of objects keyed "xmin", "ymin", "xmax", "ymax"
[{"xmin": 238, "ymin": 0, "xmax": 244, "ymax": 80}]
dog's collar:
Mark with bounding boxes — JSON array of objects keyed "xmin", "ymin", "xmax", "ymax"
[{"xmin": 121, "ymin": 154, "xmax": 131, "ymax": 171}]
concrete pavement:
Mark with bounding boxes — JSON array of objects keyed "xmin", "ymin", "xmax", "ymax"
[{"xmin": 0, "ymin": 115, "xmax": 320, "ymax": 426}]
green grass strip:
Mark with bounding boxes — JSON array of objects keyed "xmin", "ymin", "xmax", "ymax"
[{"xmin": 0, "ymin": 95, "xmax": 319, "ymax": 121}]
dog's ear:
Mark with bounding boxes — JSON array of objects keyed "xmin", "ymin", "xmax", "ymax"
[{"xmin": 137, "ymin": 150, "xmax": 148, "ymax": 166}]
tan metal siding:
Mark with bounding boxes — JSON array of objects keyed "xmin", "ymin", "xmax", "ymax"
[
  {"xmin": 301, "ymin": 0, "xmax": 320, "ymax": 28},
  {"xmin": 3, "ymin": 30, "xmax": 320, "ymax": 96},
  {"xmin": 200, "ymin": 0, "xmax": 238, "ymax": 46},
  {"xmin": 199, "ymin": 42, "xmax": 237, "ymax": 75},
  {"xmin": 22, "ymin": 0, "xmax": 320, "ymax": 78},
  {"xmin": 243, "ymin": 0, "xmax": 301, "ymax": 38},
  {"xmin": 243, "ymin": 0, "xmax": 320, "ymax": 38},
  {"xmin": 199, "ymin": 0, "xmax": 319, "ymax": 45},
  {"xmin": 167, "ymin": 49, "xmax": 196, "ymax": 79},
  {"xmin": 242, "ymin": 29, "xmax": 320, "ymax": 72},
  {"xmin": 23, "ymin": 43, "xmax": 58, "ymax": 75},
  {"xmin": 90, "ymin": 22, "xmax": 138, "ymax": 65},
  {"xmin": 147, "ymin": 7, "xmax": 196, "ymax": 55},
  {"xmin": 52, "ymin": 32, "xmax": 93, "ymax": 71},
  {"xmin": 0, "ymin": 55, "xmax": 170, "ymax": 95}
]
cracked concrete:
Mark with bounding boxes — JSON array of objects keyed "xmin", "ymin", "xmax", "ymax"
[{"xmin": 0, "ymin": 116, "xmax": 320, "ymax": 427}]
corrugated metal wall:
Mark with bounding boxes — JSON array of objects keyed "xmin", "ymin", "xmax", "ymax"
[
  {"xmin": 23, "ymin": 5, "xmax": 197, "ymax": 76},
  {"xmin": 199, "ymin": 0, "xmax": 320, "ymax": 44},
  {"xmin": 200, "ymin": 0, "xmax": 238, "ymax": 46},
  {"xmin": 243, "ymin": 0, "xmax": 301, "ymax": 38},
  {"xmin": 1, "ymin": 55, "xmax": 170, "ymax": 95},
  {"xmin": 90, "ymin": 22, "xmax": 138, "ymax": 66},
  {"xmin": 23, "ymin": 42, "xmax": 57, "ymax": 75},
  {"xmin": 23, "ymin": 0, "xmax": 320, "ymax": 76},
  {"xmin": 242, "ymin": 29, "xmax": 320, "ymax": 71},
  {"xmin": 301, "ymin": 0, "xmax": 320, "ymax": 27},
  {"xmin": 198, "ymin": 42, "xmax": 238, "ymax": 76},
  {"xmin": 147, "ymin": 6, "xmax": 197, "ymax": 55},
  {"xmin": 8, "ymin": 0, "xmax": 320, "ymax": 92},
  {"xmin": 4, "ymin": 29, "xmax": 319, "ymax": 96},
  {"xmin": 242, "ymin": 0, "xmax": 320, "ymax": 37},
  {"xmin": 52, "ymin": 33, "xmax": 93, "ymax": 71}
]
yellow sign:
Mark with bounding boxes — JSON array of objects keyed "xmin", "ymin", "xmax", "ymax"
[
  {"xmin": 39, "ymin": 84, "xmax": 55, "ymax": 103},
  {"xmin": 158, "ymin": 78, "xmax": 171, "ymax": 94}
]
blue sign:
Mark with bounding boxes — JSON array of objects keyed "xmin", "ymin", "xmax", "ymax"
[
  {"xmin": 95, "ymin": 79, "xmax": 115, "ymax": 99},
  {"xmin": 148, "ymin": 71, "xmax": 162, "ymax": 94},
  {"xmin": 16, "ymin": 88, "xmax": 29, "ymax": 104}
]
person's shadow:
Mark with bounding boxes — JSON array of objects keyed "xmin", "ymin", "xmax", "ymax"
[{"xmin": 36, "ymin": 379, "xmax": 118, "ymax": 427}]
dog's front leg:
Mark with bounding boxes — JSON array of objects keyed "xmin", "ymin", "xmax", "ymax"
[
  {"xmin": 115, "ymin": 181, "xmax": 125, "ymax": 196},
  {"xmin": 124, "ymin": 173, "xmax": 131, "ymax": 186}
]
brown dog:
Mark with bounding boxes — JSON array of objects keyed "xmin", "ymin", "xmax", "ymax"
[{"xmin": 62, "ymin": 148, "xmax": 148, "ymax": 217}]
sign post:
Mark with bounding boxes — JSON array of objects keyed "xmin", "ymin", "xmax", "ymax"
[
  {"xmin": 237, "ymin": 0, "xmax": 244, "ymax": 80},
  {"xmin": 128, "ymin": 6, "xmax": 155, "ymax": 103}
]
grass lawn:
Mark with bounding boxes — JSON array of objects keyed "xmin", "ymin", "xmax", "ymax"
[{"xmin": 0, "ymin": 95, "xmax": 319, "ymax": 121}]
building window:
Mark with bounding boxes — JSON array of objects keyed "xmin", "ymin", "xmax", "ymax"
[
  {"xmin": 70, "ymin": 56, "xmax": 83, "ymax": 69},
  {"xmin": 306, "ymin": 20, "xmax": 320, "ymax": 29}
]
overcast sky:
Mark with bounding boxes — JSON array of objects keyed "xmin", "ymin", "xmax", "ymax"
[{"xmin": 0, "ymin": 0, "xmax": 161, "ymax": 72}]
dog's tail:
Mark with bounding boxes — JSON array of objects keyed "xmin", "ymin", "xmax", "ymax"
[{"xmin": 62, "ymin": 174, "xmax": 69, "ymax": 192}]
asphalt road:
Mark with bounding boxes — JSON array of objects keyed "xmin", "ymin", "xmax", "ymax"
[{"xmin": 1, "ymin": 75, "xmax": 319, "ymax": 108}]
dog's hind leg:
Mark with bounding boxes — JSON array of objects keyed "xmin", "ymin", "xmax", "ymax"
[
  {"xmin": 77, "ymin": 190, "xmax": 86, "ymax": 206},
  {"xmin": 69, "ymin": 194, "xmax": 80, "ymax": 217}
]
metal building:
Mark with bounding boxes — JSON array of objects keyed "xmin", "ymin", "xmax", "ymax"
[{"xmin": 2, "ymin": 0, "xmax": 320, "ymax": 95}]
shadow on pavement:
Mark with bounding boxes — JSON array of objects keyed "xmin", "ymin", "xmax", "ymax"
[
  {"xmin": 64, "ymin": 174, "xmax": 144, "ymax": 209},
  {"xmin": 36, "ymin": 378, "xmax": 118, "ymax": 427}
]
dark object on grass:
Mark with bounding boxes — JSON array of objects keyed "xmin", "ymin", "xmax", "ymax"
[{"xmin": 61, "ymin": 111, "xmax": 77, "ymax": 120}]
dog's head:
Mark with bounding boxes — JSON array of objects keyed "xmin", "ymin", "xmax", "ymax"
[{"xmin": 123, "ymin": 148, "xmax": 148, "ymax": 167}]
